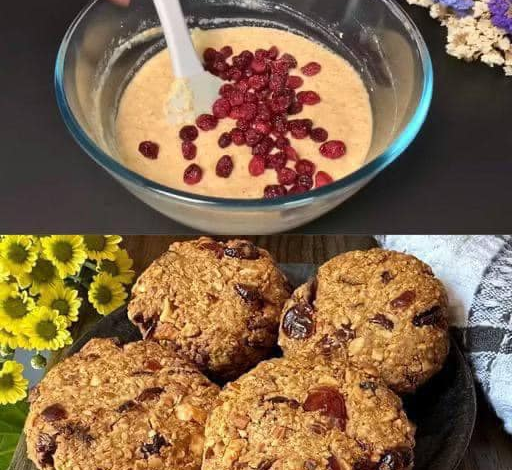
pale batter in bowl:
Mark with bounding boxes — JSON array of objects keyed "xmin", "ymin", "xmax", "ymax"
[{"xmin": 115, "ymin": 26, "xmax": 373, "ymax": 199}]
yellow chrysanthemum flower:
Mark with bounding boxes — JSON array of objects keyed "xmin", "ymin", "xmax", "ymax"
[
  {"xmin": 0, "ymin": 263, "xmax": 9, "ymax": 282},
  {"xmin": 82, "ymin": 235, "xmax": 122, "ymax": 261},
  {"xmin": 0, "ymin": 285, "xmax": 35, "ymax": 334},
  {"xmin": 0, "ymin": 328, "xmax": 30, "ymax": 349},
  {"xmin": 21, "ymin": 306, "xmax": 72, "ymax": 351},
  {"xmin": 17, "ymin": 257, "xmax": 59, "ymax": 295},
  {"xmin": 39, "ymin": 282, "xmax": 81, "ymax": 326},
  {"xmin": 97, "ymin": 249, "xmax": 135, "ymax": 285},
  {"xmin": 88, "ymin": 273, "xmax": 127, "ymax": 315},
  {"xmin": 0, "ymin": 235, "xmax": 38, "ymax": 277},
  {"xmin": 0, "ymin": 282, "xmax": 15, "ymax": 300},
  {"xmin": 41, "ymin": 235, "xmax": 87, "ymax": 278},
  {"xmin": 0, "ymin": 360, "xmax": 28, "ymax": 405}
]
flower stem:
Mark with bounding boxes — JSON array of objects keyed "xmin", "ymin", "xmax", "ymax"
[{"xmin": 83, "ymin": 261, "xmax": 97, "ymax": 272}]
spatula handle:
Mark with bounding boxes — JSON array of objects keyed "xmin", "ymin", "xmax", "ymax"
[{"xmin": 152, "ymin": 0, "xmax": 204, "ymax": 78}]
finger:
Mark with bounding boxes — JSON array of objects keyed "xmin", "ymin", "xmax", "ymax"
[{"xmin": 109, "ymin": 0, "xmax": 130, "ymax": 6}]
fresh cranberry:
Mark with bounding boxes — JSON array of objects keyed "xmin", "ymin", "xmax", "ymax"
[
  {"xmin": 270, "ymin": 93, "xmax": 293, "ymax": 114},
  {"xmin": 138, "ymin": 141, "xmax": 159, "ymax": 159},
  {"xmin": 253, "ymin": 120, "xmax": 272, "ymax": 135},
  {"xmin": 179, "ymin": 125, "xmax": 198, "ymax": 141},
  {"xmin": 252, "ymin": 136, "xmax": 274, "ymax": 155},
  {"xmin": 255, "ymin": 48, "xmax": 269, "ymax": 60},
  {"xmin": 277, "ymin": 167, "xmax": 297, "ymax": 185},
  {"xmin": 229, "ymin": 90, "xmax": 245, "ymax": 107},
  {"xmin": 320, "ymin": 140, "xmax": 346, "ymax": 159},
  {"xmin": 271, "ymin": 114, "xmax": 288, "ymax": 135},
  {"xmin": 310, "ymin": 127, "xmax": 328, "ymax": 142},
  {"xmin": 263, "ymin": 184, "xmax": 287, "ymax": 198},
  {"xmin": 271, "ymin": 59, "xmax": 291, "ymax": 75},
  {"xmin": 269, "ymin": 73, "xmax": 287, "ymax": 92},
  {"xmin": 284, "ymin": 146, "xmax": 299, "ymax": 161},
  {"xmin": 235, "ymin": 79, "xmax": 250, "ymax": 93},
  {"xmin": 297, "ymin": 91, "xmax": 321, "ymax": 105},
  {"xmin": 281, "ymin": 53, "xmax": 298, "ymax": 68},
  {"xmin": 265, "ymin": 152, "xmax": 287, "ymax": 170},
  {"xmin": 196, "ymin": 114, "xmax": 218, "ymax": 131},
  {"xmin": 230, "ymin": 107, "xmax": 245, "ymax": 120},
  {"xmin": 256, "ymin": 103, "xmax": 272, "ymax": 122},
  {"xmin": 315, "ymin": 171, "xmax": 334, "ymax": 188},
  {"xmin": 249, "ymin": 155, "xmax": 266, "ymax": 176},
  {"xmin": 183, "ymin": 164, "xmax": 203, "ymax": 185},
  {"xmin": 288, "ymin": 101, "xmax": 303, "ymax": 115},
  {"xmin": 203, "ymin": 48, "xmax": 218, "ymax": 63},
  {"xmin": 287, "ymin": 75, "xmax": 304, "ymax": 89},
  {"xmin": 241, "ymin": 50, "xmax": 254, "ymax": 62},
  {"xmin": 220, "ymin": 83, "xmax": 235, "ymax": 98},
  {"xmin": 250, "ymin": 58, "xmax": 268, "ymax": 74},
  {"xmin": 295, "ymin": 159, "xmax": 316, "ymax": 176},
  {"xmin": 229, "ymin": 67, "xmax": 243, "ymax": 82},
  {"xmin": 288, "ymin": 184, "xmax": 309, "ymax": 194},
  {"xmin": 240, "ymin": 103, "xmax": 258, "ymax": 121},
  {"xmin": 244, "ymin": 91, "xmax": 258, "ymax": 103},
  {"xmin": 220, "ymin": 45, "xmax": 233, "ymax": 58},
  {"xmin": 297, "ymin": 174, "xmax": 313, "ymax": 189},
  {"xmin": 212, "ymin": 58, "xmax": 228, "ymax": 73},
  {"xmin": 267, "ymin": 46, "xmax": 279, "ymax": 59},
  {"xmin": 204, "ymin": 62, "xmax": 216, "ymax": 75},
  {"xmin": 245, "ymin": 129, "xmax": 263, "ymax": 147},
  {"xmin": 236, "ymin": 119, "xmax": 251, "ymax": 131},
  {"xmin": 243, "ymin": 68, "xmax": 254, "ymax": 79},
  {"xmin": 248, "ymin": 75, "xmax": 268, "ymax": 91},
  {"xmin": 219, "ymin": 70, "xmax": 231, "ymax": 81},
  {"xmin": 218, "ymin": 132, "xmax": 232, "ymax": 148},
  {"xmin": 181, "ymin": 141, "xmax": 197, "ymax": 160},
  {"xmin": 275, "ymin": 136, "xmax": 290, "ymax": 149},
  {"xmin": 232, "ymin": 54, "xmax": 249, "ymax": 70},
  {"xmin": 212, "ymin": 98, "xmax": 231, "ymax": 119},
  {"xmin": 301, "ymin": 62, "xmax": 322, "ymax": 76},
  {"xmin": 216, "ymin": 155, "xmax": 234, "ymax": 177},
  {"xmin": 231, "ymin": 128, "xmax": 246, "ymax": 146},
  {"xmin": 289, "ymin": 119, "xmax": 312, "ymax": 139}
]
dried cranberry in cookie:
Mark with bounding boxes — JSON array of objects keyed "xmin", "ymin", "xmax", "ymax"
[
  {"xmin": 127, "ymin": 237, "xmax": 290, "ymax": 379},
  {"xmin": 278, "ymin": 249, "xmax": 449, "ymax": 393},
  {"xmin": 25, "ymin": 338, "xmax": 219, "ymax": 470},
  {"xmin": 203, "ymin": 358, "xmax": 415, "ymax": 470}
]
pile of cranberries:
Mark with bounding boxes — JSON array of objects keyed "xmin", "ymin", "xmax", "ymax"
[{"xmin": 140, "ymin": 45, "xmax": 347, "ymax": 198}]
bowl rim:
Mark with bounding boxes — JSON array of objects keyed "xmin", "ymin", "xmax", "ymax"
[{"xmin": 54, "ymin": 0, "xmax": 433, "ymax": 210}]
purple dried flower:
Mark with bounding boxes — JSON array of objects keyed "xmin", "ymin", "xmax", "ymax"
[
  {"xmin": 489, "ymin": 0, "xmax": 512, "ymax": 35},
  {"xmin": 438, "ymin": 0, "xmax": 474, "ymax": 14}
]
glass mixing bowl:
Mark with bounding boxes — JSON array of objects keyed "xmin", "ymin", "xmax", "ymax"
[{"xmin": 55, "ymin": 0, "xmax": 432, "ymax": 234}]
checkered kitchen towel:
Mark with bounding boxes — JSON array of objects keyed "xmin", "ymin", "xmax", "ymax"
[{"xmin": 376, "ymin": 235, "xmax": 512, "ymax": 434}]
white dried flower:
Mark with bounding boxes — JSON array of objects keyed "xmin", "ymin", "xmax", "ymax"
[{"xmin": 405, "ymin": 0, "xmax": 512, "ymax": 75}]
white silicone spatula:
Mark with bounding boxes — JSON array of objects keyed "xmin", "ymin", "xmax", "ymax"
[{"xmin": 152, "ymin": 0, "xmax": 223, "ymax": 124}]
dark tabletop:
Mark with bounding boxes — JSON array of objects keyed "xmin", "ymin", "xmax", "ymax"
[{"xmin": 1, "ymin": 0, "xmax": 511, "ymax": 234}]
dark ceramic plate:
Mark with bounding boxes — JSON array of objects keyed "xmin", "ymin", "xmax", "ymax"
[{"xmin": 69, "ymin": 264, "xmax": 476, "ymax": 470}]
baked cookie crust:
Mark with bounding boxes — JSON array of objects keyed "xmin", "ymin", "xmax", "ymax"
[
  {"xmin": 203, "ymin": 357, "xmax": 415, "ymax": 470},
  {"xmin": 25, "ymin": 338, "xmax": 219, "ymax": 470},
  {"xmin": 128, "ymin": 237, "xmax": 291, "ymax": 380},
  {"xmin": 278, "ymin": 249, "xmax": 450, "ymax": 393}
]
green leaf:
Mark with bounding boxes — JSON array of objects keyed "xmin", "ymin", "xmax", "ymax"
[{"xmin": 0, "ymin": 401, "xmax": 28, "ymax": 470}]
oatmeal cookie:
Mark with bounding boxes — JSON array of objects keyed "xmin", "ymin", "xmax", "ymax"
[
  {"xmin": 25, "ymin": 338, "xmax": 219, "ymax": 470},
  {"xmin": 203, "ymin": 357, "xmax": 415, "ymax": 470},
  {"xmin": 127, "ymin": 237, "xmax": 291, "ymax": 380},
  {"xmin": 278, "ymin": 249, "xmax": 450, "ymax": 393}
]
